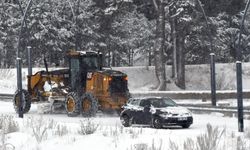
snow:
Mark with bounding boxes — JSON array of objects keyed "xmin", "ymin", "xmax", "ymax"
[
  {"xmin": 1, "ymin": 64, "xmax": 250, "ymax": 149},
  {"xmin": 0, "ymin": 100, "xmax": 249, "ymax": 150}
]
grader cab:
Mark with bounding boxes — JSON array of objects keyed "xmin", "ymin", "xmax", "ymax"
[{"xmin": 13, "ymin": 50, "xmax": 129, "ymax": 117}]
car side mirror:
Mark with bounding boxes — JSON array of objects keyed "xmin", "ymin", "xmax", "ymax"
[{"xmin": 143, "ymin": 105, "xmax": 151, "ymax": 112}]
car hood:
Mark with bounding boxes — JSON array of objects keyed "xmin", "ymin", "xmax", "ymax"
[{"xmin": 154, "ymin": 106, "xmax": 190, "ymax": 114}]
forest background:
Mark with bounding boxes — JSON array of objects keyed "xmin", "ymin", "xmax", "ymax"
[{"xmin": 0, "ymin": 0, "xmax": 249, "ymax": 90}]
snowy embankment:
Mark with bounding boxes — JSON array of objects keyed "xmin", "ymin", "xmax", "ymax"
[
  {"xmin": 2, "ymin": 62, "xmax": 250, "ymax": 94},
  {"xmin": 0, "ymin": 101, "xmax": 250, "ymax": 150},
  {"xmin": 115, "ymin": 63, "xmax": 250, "ymax": 91}
]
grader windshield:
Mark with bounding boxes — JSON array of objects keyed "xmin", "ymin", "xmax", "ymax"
[{"xmin": 68, "ymin": 51, "xmax": 102, "ymax": 90}]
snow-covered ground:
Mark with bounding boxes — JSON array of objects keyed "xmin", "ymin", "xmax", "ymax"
[{"xmin": 0, "ymin": 101, "xmax": 250, "ymax": 150}]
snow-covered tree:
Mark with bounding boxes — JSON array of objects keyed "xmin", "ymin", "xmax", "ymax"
[{"xmin": 0, "ymin": 0, "xmax": 20, "ymax": 67}]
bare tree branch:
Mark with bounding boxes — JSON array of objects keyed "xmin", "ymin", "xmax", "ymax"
[{"xmin": 152, "ymin": 0, "xmax": 159, "ymax": 11}]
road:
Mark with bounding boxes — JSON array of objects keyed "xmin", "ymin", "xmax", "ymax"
[{"xmin": 1, "ymin": 100, "xmax": 249, "ymax": 130}]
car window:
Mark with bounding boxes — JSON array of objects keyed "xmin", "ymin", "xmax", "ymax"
[
  {"xmin": 163, "ymin": 98, "xmax": 177, "ymax": 106},
  {"xmin": 127, "ymin": 98, "xmax": 133, "ymax": 104},
  {"xmin": 139, "ymin": 99, "xmax": 151, "ymax": 107},
  {"xmin": 129, "ymin": 99, "xmax": 140, "ymax": 106},
  {"xmin": 151, "ymin": 98, "xmax": 177, "ymax": 108}
]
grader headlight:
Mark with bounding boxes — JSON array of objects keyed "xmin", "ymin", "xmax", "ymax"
[
  {"xmin": 124, "ymin": 76, "xmax": 128, "ymax": 81},
  {"xmin": 103, "ymin": 77, "xmax": 112, "ymax": 81}
]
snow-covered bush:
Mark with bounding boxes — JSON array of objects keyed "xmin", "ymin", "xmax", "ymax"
[
  {"xmin": 131, "ymin": 143, "xmax": 148, "ymax": 150},
  {"xmin": 236, "ymin": 136, "xmax": 248, "ymax": 150},
  {"xmin": 183, "ymin": 138, "xmax": 195, "ymax": 150},
  {"xmin": 125, "ymin": 127, "xmax": 144, "ymax": 139},
  {"xmin": 245, "ymin": 128, "xmax": 250, "ymax": 139},
  {"xmin": 196, "ymin": 123, "xmax": 225, "ymax": 150},
  {"xmin": 102, "ymin": 124, "xmax": 124, "ymax": 137},
  {"xmin": 54, "ymin": 124, "xmax": 68, "ymax": 137},
  {"xmin": 166, "ymin": 124, "xmax": 250, "ymax": 150},
  {"xmin": 0, "ymin": 115, "xmax": 19, "ymax": 134},
  {"xmin": 0, "ymin": 131, "xmax": 15, "ymax": 150},
  {"xmin": 28, "ymin": 117, "xmax": 50, "ymax": 143},
  {"xmin": 130, "ymin": 139, "xmax": 162, "ymax": 150},
  {"xmin": 175, "ymin": 123, "xmax": 225, "ymax": 150},
  {"xmin": 0, "ymin": 115, "xmax": 17, "ymax": 150},
  {"xmin": 78, "ymin": 118, "xmax": 99, "ymax": 135},
  {"xmin": 169, "ymin": 139, "xmax": 179, "ymax": 150},
  {"xmin": 47, "ymin": 119, "xmax": 57, "ymax": 129}
]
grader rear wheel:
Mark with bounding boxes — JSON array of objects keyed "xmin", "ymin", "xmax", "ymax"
[
  {"xmin": 82, "ymin": 99, "xmax": 91, "ymax": 112},
  {"xmin": 81, "ymin": 93, "xmax": 98, "ymax": 117},
  {"xmin": 13, "ymin": 90, "xmax": 31, "ymax": 114},
  {"xmin": 65, "ymin": 92, "xmax": 80, "ymax": 117}
]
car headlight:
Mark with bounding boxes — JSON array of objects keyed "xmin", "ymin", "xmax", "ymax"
[
  {"xmin": 184, "ymin": 112, "xmax": 192, "ymax": 116},
  {"xmin": 150, "ymin": 107, "xmax": 156, "ymax": 114},
  {"xmin": 159, "ymin": 112, "xmax": 171, "ymax": 118}
]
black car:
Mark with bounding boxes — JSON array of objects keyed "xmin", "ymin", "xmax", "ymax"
[{"xmin": 120, "ymin": 97, "xmax": 193, "ymax": 129}]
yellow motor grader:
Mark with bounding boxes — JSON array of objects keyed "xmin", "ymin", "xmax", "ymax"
[{"xmin": 13, "ymin": 50, "xmax": 129, "ymax": 117}]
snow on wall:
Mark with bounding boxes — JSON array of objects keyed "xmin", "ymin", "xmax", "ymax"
[{"xmin": 115, "ymin": 63, "xmax": 250, "ymax": 91}]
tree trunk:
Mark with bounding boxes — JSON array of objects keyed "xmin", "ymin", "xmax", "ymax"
[
  {"xmin": 172, "ymin": 18, "xmax": 178, "ymax": 79},
  {"xmin": 176, "ymin": 36, "xmax": 185, "ymax": 89},
  {"xmin": 170, "ymin": 5, "xmax": 177, "ymax": 79},
  {"xmin": 128, "ymin": 49, "xmax": 131, "ymax": 66},
  {"xmin": 108, "ymin": 50, "xmax": 111, "ymax": 66},
  {"xmin": 169, "ymin": 2, "xmax": 186, "ymax": 89},
  {"xmin": 154, "ymin": 1, "xmax": 166, "ymax": 91},
  {"xmin": 112, "ymin": 52, "xmax": 116, "ymax": 67},
  {"xmin": 148, "ymin": 51, "xmax": 152, "ymax": 66}
]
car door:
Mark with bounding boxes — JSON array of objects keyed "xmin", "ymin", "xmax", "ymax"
[
  {"xmin": 136, "ymin": 99, "xmax": 152, "ymax": 124},
  {"xmin": 126, "ymin": 99, "xmax": 141, "ymax": 121}
]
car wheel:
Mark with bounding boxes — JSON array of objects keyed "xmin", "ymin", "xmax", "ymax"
[
  {"xmin": 182, "ymin": 124, "xmax": 191, "ymax": 128},
  {"xmin": 121, "ymin": 115, "xmax": 132, "ymax": 127},
  {"xmin": 152, "ymin": 117, "xmax": 162, "ymax": 129}
]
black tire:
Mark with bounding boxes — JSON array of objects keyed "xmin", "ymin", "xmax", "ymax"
[
  {"xmin": 65, "ymin": 92, "xmax": 80, "ymax": 117},
  {"xmin": 182, "ymin": 124, "xmax": 191, "ymax": 129},
  {"xmin": 152, "ymin": 117, "xmax": 162, "ymax": 129},
  {"xmin": 120, "ymin": 115, "xmax": 132, "ymax": 127},
  {"xmin": 13, "ymin": 90, "xmax": 31, "ymax": 114},
  {"xmin": 80, "ymin": 92, "xmax": 98, "ymax": 117}
]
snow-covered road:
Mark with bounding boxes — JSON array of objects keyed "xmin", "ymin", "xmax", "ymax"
[
  {"xmin": 0, "ymin": 101, "xmax": 250, "ymax": 150},
  {"xmin": 1, "ymin": 100, "xmax": 249, "ymax": 129}
]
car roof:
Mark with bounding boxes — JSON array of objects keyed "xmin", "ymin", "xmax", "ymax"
[{"xmin": 129, "ymin": 97, "xmax": 165, "ymax": 100}]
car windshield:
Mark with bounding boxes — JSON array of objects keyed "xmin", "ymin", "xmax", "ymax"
[{"xmin": 150, "ymin": 98, "xmax": 177, "ymax": 108}]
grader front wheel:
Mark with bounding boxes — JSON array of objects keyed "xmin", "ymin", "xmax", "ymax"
[
  {"xmin": 13, "ymin": 90, "xmax": 31, "ymax": 114},
  {"xmin": 65, "ymin": 92, "xmax": 80, "ymax": 117}
]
